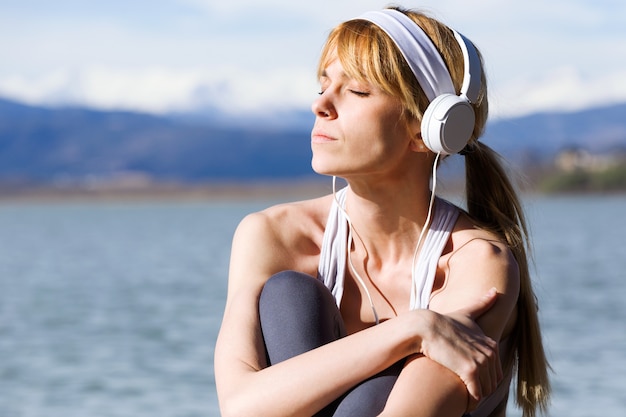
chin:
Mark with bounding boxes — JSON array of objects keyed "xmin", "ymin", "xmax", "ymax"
[
  {"xmin": 311, "ymin": 159, "xmax": 338, "ymax": 177},
  {"xmin": 311, "ymin": 152, "xmax": 357, "ymax": 178},
  {"xmin": 311, "ymin": 165, "xmax": 333, "ymax": 177}
]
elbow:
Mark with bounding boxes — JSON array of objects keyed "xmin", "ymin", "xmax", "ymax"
[
  {"xmin": 215, "ymin": 365, "xmax": 269, "ymax": 417},
  {"xmin": 218, "ymin": 390, "xmax": 262, "ymax": 417},
  {"xmin": 219, "ymin": 396, "xmax": 247, "ymax": 417},
  {"xmin": 219, "ymin": 405, "xmax": 240, "ymax": 417}
]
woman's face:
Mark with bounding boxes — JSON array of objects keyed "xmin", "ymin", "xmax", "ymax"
[{"xmin": 310, "ymin": 58, "xmax": 418, "ymax": 180}]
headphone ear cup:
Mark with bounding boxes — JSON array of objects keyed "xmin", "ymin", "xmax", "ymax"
[{"xmin": 421, "ymin": 94, "xmax": 476, "ymax": 155}]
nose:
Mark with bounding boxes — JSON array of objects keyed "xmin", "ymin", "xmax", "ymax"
[{"xmin": 311, "ymin": 92, "xmax": 336, "ymax": 119}]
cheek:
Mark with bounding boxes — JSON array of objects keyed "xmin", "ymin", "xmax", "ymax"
[{"xmin": 361, "ymin": 116, "xmax": 411, "ymax": 157}]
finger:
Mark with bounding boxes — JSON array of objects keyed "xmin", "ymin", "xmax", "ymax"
[
  {"xmin": 466, "ymin": 378, "xmax": 482, "ymax": 413},
  {"xmin": 464, "ymin": 378, "xmax": 482, "ymax": 412},
  {"xmin": 481, "ymin": 338, "xmax": 501, "ymax": 397},
  {"xmin": 465, "ymin": 337, "xmax": 493, "ymax": 401},
  {"xmin": 486, "ymin": 337, "xmax": 502, "ymax": 390},
  {"xmin": 485, "ymin": 341, "xmax": 497, "ymax": 395},
  {"xmin": 461, "ymin": 287, "xmax": 498, "ymax": 320},
  {"xmin": 466, "ymin": 347, "xmax": 490, "ymax": 409}
]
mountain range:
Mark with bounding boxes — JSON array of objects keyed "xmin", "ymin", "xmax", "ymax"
[{"xmin": 1, "ymin": 97, "xmax": 625, "ymax": 185}]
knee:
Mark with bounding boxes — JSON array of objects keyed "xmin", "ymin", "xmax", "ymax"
[
  {"xmin": 259, "ymin": 270, "xmax": 338, "ymax": 321},
  {"xmin": 261, "ymin": 270, "xmax": 322, "ymax": 299}
]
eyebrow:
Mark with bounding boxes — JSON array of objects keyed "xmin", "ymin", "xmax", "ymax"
[{"xmin": 319, "ymin": 69, "xmax": 350, "ymax": 82}]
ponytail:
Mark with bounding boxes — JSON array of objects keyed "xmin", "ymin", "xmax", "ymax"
[{"xmin": 465, "ymin": 142, "xmax": 551, "ymax": 417}]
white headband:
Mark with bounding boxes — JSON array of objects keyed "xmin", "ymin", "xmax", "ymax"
[{"xmin": 357, "ymin": 9, "xmax": 480, "ymax": 103}]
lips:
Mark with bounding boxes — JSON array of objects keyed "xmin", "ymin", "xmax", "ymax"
[{"xmin": 311, "ymin": 130, "xmax": 336, "ymax": 143}]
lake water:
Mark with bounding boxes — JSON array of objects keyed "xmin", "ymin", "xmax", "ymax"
[{"xmin": 0, "ymin": 194, "xmax": 624, "ymax": 417}]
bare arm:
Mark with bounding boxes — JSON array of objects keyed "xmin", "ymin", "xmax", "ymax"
[
  {"xmin": 214, "ymin": 212, "xmax": 502, "ymax": 417},
  {"xmin": 380, "ymin": 238, "xmax": 519, "ymax": 416},
  {"xmin": 215, "ymin": 211, "xmax": 419, "ymax": 416}
]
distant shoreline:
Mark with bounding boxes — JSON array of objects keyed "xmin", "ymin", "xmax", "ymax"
[
  {"xmin": 2, "ymin": 182, "xmax": 625, "ymax": 205},
  {"xmin": 0, "ymin": 181, "xmax": 336, "ymax": 203}
]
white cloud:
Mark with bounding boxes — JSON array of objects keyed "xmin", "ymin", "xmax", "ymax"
[
  {"xmin": 0, "ymin": 66, "xmax": 319, "ymax": 114},
  {"xmin": 179, "ymin": 0, "xmax": 392, "ymax": 20},
  {"xmin": 494, "ymin": 67, "xmax": 626, "ymax": 117},
  {"xmin": 0, "ymin": 0, "xmax": 625, "ymax": 118}
]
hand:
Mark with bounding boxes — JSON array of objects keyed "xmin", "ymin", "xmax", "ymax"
[{"xmin": 418, "ymin": 288, "xmax": 502, "ymax": 411}]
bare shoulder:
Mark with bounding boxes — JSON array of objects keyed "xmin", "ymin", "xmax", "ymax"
[
  {"xmin": 430, "ymin": 211, "xmax": 521, "ymax": 339},
  {"xmin": 231, "ymin": 194, "xmax": 335, "ymax": 279},
  {"xmin": 446, "ymin": 212, "xmax": 520, "ymax": 285}
]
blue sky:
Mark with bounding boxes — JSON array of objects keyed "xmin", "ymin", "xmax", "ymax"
[{"xmin": 1, "ymin": 0, "xmax": 625, "ymax": 118}]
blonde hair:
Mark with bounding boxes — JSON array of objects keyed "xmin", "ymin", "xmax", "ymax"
[{"xmin": 318, "ymin": 7, "xmax": 551, "ymax": 417}]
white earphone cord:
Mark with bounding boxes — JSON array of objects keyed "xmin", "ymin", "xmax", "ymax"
[
  {"xmin": 333, "ymin": 176, "xmax": 380, "ymax": 324},
  {"xmin": 331, "ymin": 152, "xmax": 441, "ymax": 325},
  {"xmin": 411, "ymin": 152, "xmax": 441, "ymax": 292}
]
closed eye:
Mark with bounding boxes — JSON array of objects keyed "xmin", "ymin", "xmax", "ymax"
[{"xmin": 349, "ymin": 90, "xmax": 370, "ymax": 97}]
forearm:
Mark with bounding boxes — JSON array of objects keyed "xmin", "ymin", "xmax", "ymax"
[
  {"xmin": 379, "ymin": 354, "xmax": 468, "ymax": 417},
  {"xmin": 216, "ymin": 313, "xmax": 422, "ymax": 417}
]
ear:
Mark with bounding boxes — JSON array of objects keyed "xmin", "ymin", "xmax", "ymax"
[
  {"xmin": 407, "ymin": 117, "xmax": 429, "ymax": 153},
  {"xmin": 409, "ymin": 132, "xmax": 430, "ymax": 154}
]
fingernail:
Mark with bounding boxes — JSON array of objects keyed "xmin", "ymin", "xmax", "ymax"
[{"xmin": 484, "ymin": 287, "xmax": 496, "ymax": 297}]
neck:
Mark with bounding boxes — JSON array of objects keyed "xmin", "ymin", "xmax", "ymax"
[
  {"xmin": 336, "ymin": 177, "xmax": 434, "ymax": 264},
  {"xmin": 333, "ymin": 151, "xmax": 442, "ymax": 262}
]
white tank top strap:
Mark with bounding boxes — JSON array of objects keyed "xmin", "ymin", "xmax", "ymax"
[
  {"xmin": 317, "ymin": 187, "xmax": 348, "ymax": 307},
  {"xmin": 317, "ymin": 189, "xmax": 510, "ymax": 415},
  {"xmin": 411, "ymin": 198, "xmax": 460, "ymax": 309},
  {"xmin": 317, "ymin": 187, "xmax": 460, "ymax": 310}
]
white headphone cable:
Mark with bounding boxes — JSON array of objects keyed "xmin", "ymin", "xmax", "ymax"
[
  {"xmin": 332, "ymin": 153, "xmax": 440, "ymax": 325},
  {"xmin": 410, "ymin": 152, "xmax": 441, "ymax": 306},
  {"xmin": 333, "ymin": 176, "xmax": 380, "ymax": 324}
]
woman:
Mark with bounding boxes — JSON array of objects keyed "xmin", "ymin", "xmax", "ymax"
[{"xmin": 215, "ymin": 7, "xmax": 550, "ymax": 417}]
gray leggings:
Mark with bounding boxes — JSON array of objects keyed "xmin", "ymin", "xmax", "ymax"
[{"xmin": 259, "ymin": 270, "xmax": 404, "ymax": 417}]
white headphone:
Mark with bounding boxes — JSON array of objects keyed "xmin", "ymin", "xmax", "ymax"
[{"xmin": 358, "ymin": 9, "xmax": 482, "ymax": 155}]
